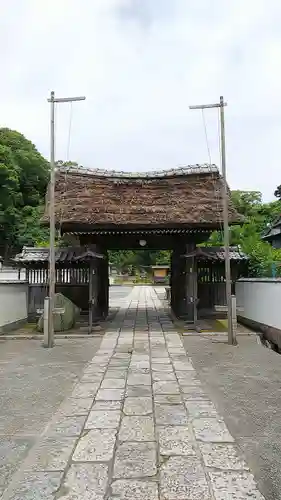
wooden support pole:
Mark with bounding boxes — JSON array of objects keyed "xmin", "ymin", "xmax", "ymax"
[
  {"xmin": 88, "ymin": 262, "xmax": 93, "ymax": 334},
  {"xmin": 231, "ymin": 294, "xmax": 238, "ymax": 345},
  {"xmin": 43, "ymin": 297, "xmax": 50, "ymax": 348}
]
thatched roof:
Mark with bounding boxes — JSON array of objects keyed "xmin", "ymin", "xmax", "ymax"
[{"xmin": 43, "ymin": 164, "xmax": 241, "ymax": 229}]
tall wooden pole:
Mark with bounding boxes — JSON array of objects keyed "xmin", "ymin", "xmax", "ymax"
[
  {"xmin": 189, "ymin": 96, "xmax": 234, "ymax": 344},
  {"xmin": 48, "ymin": 91, "xmax": 55, "ymax": 348},
  {"xmin": 219, "ymin": 96, "xmax": 233, "ymax": 344},
  {"xmin": 47, "ymin": 92, "xmax": 86, "ymax": 348}
]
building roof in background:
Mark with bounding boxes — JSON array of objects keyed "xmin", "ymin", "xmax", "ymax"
[
  {"xmin": 262, "ymin": 214, "xmax": 281, "ymax": 241},
  {"xmin": 42, "ymin": 164, "xmax": 242, "ymax": 229},
  {"xmin": 183, "ymin": 246, "xmax": 248, "ymax": 261},
  {"xmin": 13, "ymin": 246, "xmax": 104, "ymax": 265},
  {"xmin": 202, "ymin": 246, "xmax": 248, "ymax": 261}
]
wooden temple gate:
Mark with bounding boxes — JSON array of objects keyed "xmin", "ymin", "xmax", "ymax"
[{"xmin": 17, "ymin": 164, "xmax": 245, "ymax": 324}]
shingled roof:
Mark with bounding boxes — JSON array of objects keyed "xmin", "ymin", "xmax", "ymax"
[
  {"xmin": 43, "ymin": 164, "xmax": 241, "ymax": 229},
  {"xmin": 262, "ymin": 214, "xmax": 281, "ymax": 241},
  {"xmin": 183, "ymin": 246, "xmax": 248, "ymax": 261},
  {"xmin": 13, "ymin": 246, "xmax": 104, "ymax": 265}
]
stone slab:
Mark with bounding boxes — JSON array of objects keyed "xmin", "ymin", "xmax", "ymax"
[
  {"xmin": 152, "ymin": 365, "xmax": 173, "ymax": 373},
  {"xmin": 113, "ymin": 353, "xmax": 131, "ymax": 359},
  {"xmin": 71, "ymin": 383, "xmax": 100, "ymax": 399},
  {"xmin": 152, "ymin": 372, "xmax": 177, "ymax": 382},
  {"xmin": 73, "ymin": 429, "xmax": 117, "ymax": 462},
  {"xmin": 57, "ymin": 463, "xmax": 108, "ymax": 500},
  {"xmin": 105, "ymin": 369, "xmax": 127, "ymax": 379},
  {"xmin": 95, "ymin": 389, "xmax": 125, "ymax": 401},
  {"xmin": 153, "ymin": 381, "xmax": 180, "ymax": 395},
  {"xmin": 151, "ymin": 358, "xmax": 171, "ymax": 364},
  {"xmin": 92, "ymin": 400, "xmax": 122, "ymax": 410},
  {"xmin": 172, "ymin": 361, "xmax": 194, "ymax": 371},
  {"xmin": 85, "ymin": 410, "xmax": 121, "ymax": 429},
  {"xmin": 185, "ymin": 400, "xmax": 218, "ymax": 419},
  {"xmin": 101, "ymin": 378, "xmax": 126, "ymax": 389},
  {"xmin": 176, "ymin": 373, "xmax": 201, "ymax": 386},
  {"xmin": 154, "ymin": 394, "xmax": 183, "ymax": 405},
  {"xmin": 209, "ymin": 471, "xmax": 265, "ymax": 500},
  {"xmin": 155, "ymin": 404, "xmax": 188, "ymax": 425},
  {"xmin": 182, "ymin": 387, "xmax": 210, "ymax": 400},
  {"xmin": 123, "ymin": 397, "xmax": 152, "ymax": 415},
  {"xmin": 127, "ymin": 374, "xmax": 151, "ymax": 386},
  {"xmin": 160, "ymin": 456, "xmax": 211, "ymax": 500},
  {"xmin": 128, "ymin": 367, "xmax": 150, "ymax": 375},
  {"xmin": 199, "ymin": 443, "xmax": 249, "ymax": 470},
  {"xmin": 193, "ymin": 418, "xmax": 234, "ymax": 443},
  {"xmin": 111, "ymin": 479, "xmax": 159, "ymax": 499},
  {"xmin": 158, "ymin": 426, "xmax": 196, "ymax": 456},
  {"xmin": 119, "ymin": 415, "xmax": 155, "ymax": 441},
  {"xmin": 130, "ymin": 361, "xmax": 150, "ymax": 369},
  {"xmin": 114, "ymin": 442, "xmax": 157, "ymax": 479},
  {"xmin": 126, "ymin": 386, "xmax": 152, "ymax": 397},
  {"xmin": 109, "ymin": 360, "xmax": 130, "ymax": 367}
]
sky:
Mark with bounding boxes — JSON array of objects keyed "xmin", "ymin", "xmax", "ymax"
[{"xmin": 1, "ymin": 0, "xmax": 281, "ymax": 201}]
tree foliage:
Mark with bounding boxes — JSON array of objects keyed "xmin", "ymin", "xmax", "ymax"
[
  {"xmin": 0, "ymin": 128, "xmax": 49, "ymax": 257},
  {"xmin": 205, "ymin": 190, "xmax": 281, "ymax": 277},
  {"xmin": 108, "ymin": 250, "xmax": 171, "ymax": 274}
]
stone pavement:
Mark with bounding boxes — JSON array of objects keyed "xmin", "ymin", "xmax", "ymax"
[{"xmin": 2, "ymin": 286, "xmax": 265, "ymax": 499}]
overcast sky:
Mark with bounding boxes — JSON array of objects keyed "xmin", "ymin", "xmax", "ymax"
[{"xmin": 1, "ymin": 0, "xmax": 281, "ymax": 201}]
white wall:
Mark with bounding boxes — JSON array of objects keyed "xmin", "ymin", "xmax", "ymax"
[
  {"xmin": 0, "ymin": 282, "xmax": 28, "ymax": 332},
  {"xmin": 0, "ymin": 268, "xmax": 26, "ymax": 282},
  {"xmin": 236, "ymin": 278, "xmax": 281, "ymax": 330}
]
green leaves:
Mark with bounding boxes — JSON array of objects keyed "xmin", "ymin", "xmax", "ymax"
[
  {"xmin": 108, "ymin": 250, "xmax": 171, "ymax": 273},
  {"xmin": 0, "ymin": 128, "xmax": 49, "ymax": 257}
]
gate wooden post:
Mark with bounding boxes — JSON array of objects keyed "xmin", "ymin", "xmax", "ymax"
[{"xmin": 184, "ymin": 242, "xmax": 197, "ymax": 323}]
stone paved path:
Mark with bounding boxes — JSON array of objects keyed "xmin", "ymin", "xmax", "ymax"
[{"xmin": 2, "ymin": 286, "xmax": 265, "ymax": 499}]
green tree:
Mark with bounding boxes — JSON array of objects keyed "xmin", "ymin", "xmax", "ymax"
[
  {"xmin": 204, "ymin": 190, "xmax": 281, "ymax": 277},
  {"xmin": 0, "ymin": 128, "xmax": 49, "ymax": 257}
]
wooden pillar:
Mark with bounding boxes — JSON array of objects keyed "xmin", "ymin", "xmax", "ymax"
[
  {"xmin": 171, "ymin": 242, "xmax": 187, "ymax": 318},
  {"xmin": 184, "ymin": 242, "xmax": 197, "ymax": 323},
  {"xmin": 171, "ymin": 241, "xmax": 197, "ymax": 321},
  {"xmin": 81, "ymin": 243, "xmax": 108, "ymax": 322},
  {"xmin": 96, "ymin": 249, "xmax": 109, "ymax": 320}
]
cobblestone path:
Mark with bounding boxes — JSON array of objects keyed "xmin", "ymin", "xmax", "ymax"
[{"xmin": 3, "ymin": 286, "xmax": 264, "ymax": 499}]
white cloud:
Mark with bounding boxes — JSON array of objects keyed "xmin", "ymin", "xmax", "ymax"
[{"xmin": 0, "ymin": 0, "xmax": 281, "ymax": 200}]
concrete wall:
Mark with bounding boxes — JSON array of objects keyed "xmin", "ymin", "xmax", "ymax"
[
  {"xmin": 0, "ymin": 282, "xmax": 28, "ymax": 332},
  {"xmin": 236, "ymin": 278, "xmax": 281, "ymax": 331}
]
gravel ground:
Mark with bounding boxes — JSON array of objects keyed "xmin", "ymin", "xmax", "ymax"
[
  {"xmin": 183, "ymin": 334, "xmax": 281, "ymax": 500},
  {"xmin": 0, "ymin": 337, "xmax": 101, "ymax": 495}
]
